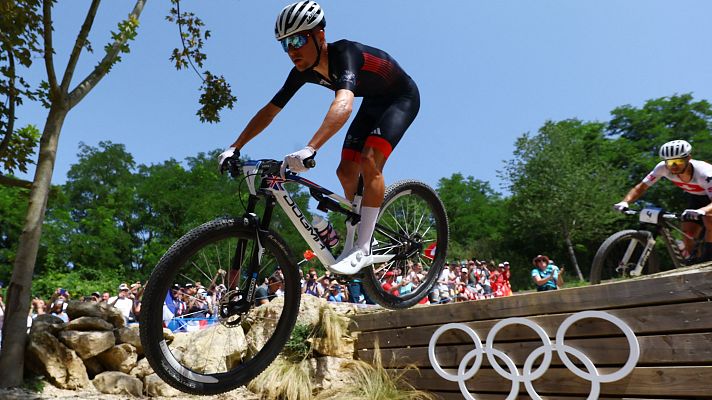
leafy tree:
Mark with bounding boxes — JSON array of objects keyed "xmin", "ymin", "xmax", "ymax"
[
  {"xmin": 0, "ymin": 1, "xmax": 236, "ymax": 385},
  {"xmin": 436, "ymin": 173, "xmax": 506, "ymax": 260},
  {"xmin": 0, "ymin": 0, "xmax": 42, "ymax": 186},
  {"xmin": 502, "ymin": 119, "xmax": 626, "ymax": 281}
]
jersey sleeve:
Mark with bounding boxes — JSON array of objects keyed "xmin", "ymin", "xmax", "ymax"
[
  {"xmin": 331, "ymin": 41, "xmax": 362, "ymax": 92},
  {"xmin": 642, "ymin": 161, "xmax": 667, "ymax": 186},
  {"xmin": 269, "ymin": 68, "xmax": 306, "ymax": 108}
]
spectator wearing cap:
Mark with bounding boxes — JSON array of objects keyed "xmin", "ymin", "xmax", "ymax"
[
  {"xmin": 255, "ymin": 274, "xmax": 283, "ymax": 306},
  {"xmin": 109, "ymin": 283, "xmax": 134, "ymax": 323},
  {"xmin": 302, "ymin": 269, "xmax": 324, "ymax": 298},
  {"xmin": 532, "ymin": 255, "xmax": 558, "ymax": 291},
  {"xmin": 90, "ymin": 292, "xmax": 101, "ymax": 302},
  {"xmin": 381, "ymin": 271, "xmax": 400, "ymax": 296},
  {"xmin": 327, "ymin": 281, "xmax": 347, "ymax": 302},
  {"xmin": 500, "ymin": 262, "xmax": 513, "ymax": 296},
  {"xmin": 50, "ymin": 298, "xmax": 69, "ymax": 322},
  {"xmin": 436, "ymin": 262, "xmax": 452, "ymax": 303}
]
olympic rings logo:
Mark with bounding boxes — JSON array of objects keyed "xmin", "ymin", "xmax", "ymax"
[{"xmin": 428, "ymin": 310, "xmax": 640, "ymax": 400}]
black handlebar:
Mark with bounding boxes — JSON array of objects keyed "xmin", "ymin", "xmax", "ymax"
[{"xmin": 226, "ymin": 156, "xmax": 316, "ymax": 179}]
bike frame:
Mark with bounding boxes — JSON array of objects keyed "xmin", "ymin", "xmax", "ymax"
[
  {"xmin": 622, "ymin": 208, "xmax": 689, "ymax": 277},
  {"xmin": 240, "ymin": 160, "xmax": 397, "ymax": 269}
]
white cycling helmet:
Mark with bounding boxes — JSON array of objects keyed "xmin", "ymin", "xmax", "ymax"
[
  {"xmin": 659, "ymin": 140, "xmax": 692, "ymax": 159},
  {"xmin": 275, "ymin": 1, "xmax": 325, "ymax": 40}
]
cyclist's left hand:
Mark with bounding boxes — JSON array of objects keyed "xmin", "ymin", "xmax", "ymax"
[
  {"xmin": 682, "ymin": 208, "xmax": 706, "ymax": 221},
  {"xmin": 281, "ymin": 146, "xmax": 316, "ymax": 176}
]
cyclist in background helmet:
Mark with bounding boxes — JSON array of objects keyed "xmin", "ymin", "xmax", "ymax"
[
  {"xmin": 613, "ymin": 140, "xmax": 712, "ymax": 263},
  {"xmin": 218, "ymin": 1, "xmax": 420, "ymax": 275}
]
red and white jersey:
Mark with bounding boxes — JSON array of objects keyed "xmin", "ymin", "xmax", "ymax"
[{"xmin": 642, "ymin": 159, "xmax": 712, "ymax": 198}]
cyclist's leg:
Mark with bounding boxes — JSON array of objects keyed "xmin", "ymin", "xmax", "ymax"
[
  {"xmin": 684, "ymin": 193, "xmax": 709, "ymax": 261},
  {"xmin": 337, "ymin": 100, "xmax": 382, "ymax": 256},
  {"xmin": 331, "ymin": 84, "xmax": 420, "ymax": 273}
]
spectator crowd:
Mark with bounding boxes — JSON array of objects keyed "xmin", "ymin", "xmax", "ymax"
[{"xmin": 0, "ymin": 253, "xmax": 572, "ymax": 345}]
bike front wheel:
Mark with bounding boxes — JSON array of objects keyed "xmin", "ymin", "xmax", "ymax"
[
  {"xmin": 139, "ymin": 218, "xmax": 300, "ymax": 395},
  {"xmin": 362, "ymin": 180, "xmax": 449, "ymax": 309},
  {"xmin": 590, "ymin": 229, "xmax": 661, "ymax": 285}
]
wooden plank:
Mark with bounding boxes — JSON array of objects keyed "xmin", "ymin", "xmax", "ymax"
[
  {"xmin": 350, "ymin": 270, "xmax": 712, "ymax": 332},
  {"xmin": 430, "ymin": 392, "xmax": 677, "ymax": 400},
  {"xmin": 397, "ymin": 366, "xmax": 712, "ymax": 397},
  {"xmin": 358, "ymin": 332, "xmax": 712, "ymax": 368},
  {"xmin": 356, "ymin": 301, "xmax": 712, "ymax": 349}
]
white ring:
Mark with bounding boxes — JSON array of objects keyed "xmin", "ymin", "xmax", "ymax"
[{"xmin": 428, "ymin": 311, "xmax": 640, "ymax": 399}]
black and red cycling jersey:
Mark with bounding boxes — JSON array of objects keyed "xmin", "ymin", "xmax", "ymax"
[
  {"xmin": 270, "ymin": 39, "xmax": 413, "ymax": 107},
  {"xmin": 270, "ymin": 39, "xmax": 420, "ymax": 161}
]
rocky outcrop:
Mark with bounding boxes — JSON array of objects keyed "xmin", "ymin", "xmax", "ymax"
[
  {"xmin": 92, "ymin": 371, "xmax": 143, "ymax": 397},
  {"xmin": 26, "ymin": 296, "xmax": 373, "ymax": 398},
  {"xmin": 144, "ymin": 373, "xmax": 183, "ymax": 397},
  {"xmin": 116, "ymin": 325, "xmax": 143, "ymax": 355},
  {"xmin": 97, "ymin": 343, "xmax": 138, "ymax": 374},
  {"xmin": 25, "ymin": 331, "xmax": 91, "ymax": 389},
  {"xmin": 58, "ymin": 330, "xmax": 115, "ymax": 359}
]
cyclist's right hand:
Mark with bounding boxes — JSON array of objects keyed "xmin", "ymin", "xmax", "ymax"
[
  {"xmin": 218, "ymin": 146, "xmax": 240, "ymax": 174},
  {"xmin": 613, "ymin": 201, "xmax": 629, "ymax": 213}
]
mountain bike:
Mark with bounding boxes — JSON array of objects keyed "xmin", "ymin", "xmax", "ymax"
[
  {"xmin": 139, "ymin": 157, "xmax": 449, "ymax": 394},
  {"xmin": 589, "ymin": 207, "xmax": 702, "ymax": 284}
]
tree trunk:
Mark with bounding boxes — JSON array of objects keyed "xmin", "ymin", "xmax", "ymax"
[
  {"xmin": 562, "ymin": 223, "xmax": 584, "ymax": 281},
  {"xmin": 0, "ymin": 105, "xmax": 67, "ymax": 388}
]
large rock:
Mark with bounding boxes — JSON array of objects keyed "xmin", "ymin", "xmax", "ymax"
[
  {"xmin": 170, "ymin": 324, "xmax": 247, "ymax": 373},
  {"xmin": 97, "ymin": 343, "xmax": 138, "ymax": 374},
  {"xmin": 297, "ymin": 293, "xmax": 327, "ymax": 326},
  {"xmin": 307, "ymin": 356, "xmax": 352, "ymax": 391},
  {"xmin": 25, "ymin": 331, "xmax": 90, "ymax": 389},
  {"xmin": 116, "ymin": 325, "xmax": 143, "ymax": 355},
  {"xmin": 311, "ymin": 335, "xmax": 355, "ymax": 358},
  {"xmin": 65, "ymin": 316, "xmax": 114, "ymax": 331},
  {"xmin": 67, "ymin": 301, "xmax": 125, "ymax": 328},
  {"xmin": 129, "ymin": 357, "xmax": 153, "ymax": 379},
  {"xmin": 58, "ymin": 330, "xmax": 115, "ymax": 359},
  {"xmin": 143, "ymin": 373, "xmax": 183, "ymax": 397},
  {"xmin": 28, "ymin": 314, "xmax": 65, "ymax": 336},
  {"xmin": 83, "ymin": 356, "xmax": 105, "ymax": 379},
  {"xmin": 92, "ymin": 371, "xmax": 143, "ymax": 397}
]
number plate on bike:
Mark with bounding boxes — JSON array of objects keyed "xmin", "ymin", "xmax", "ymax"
[{"xmin": 639, "ymin": 207, "xmax": 663, "ymax": 224}]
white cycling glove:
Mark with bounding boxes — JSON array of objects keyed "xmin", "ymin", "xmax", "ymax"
[
  {"xmin": 218, "ymin": 146, "xmax": 239, "ymax": 173},
  {"xmin": 682, "ymin": 208, "xmax": 706, "ymax": 221},
  {"xmin": 281, "ymin": 146, "xmax": 316, "ymax": 176},
  {"xmin": 613, "ymin": 201, "xmax": 629, "ymax": 213}
]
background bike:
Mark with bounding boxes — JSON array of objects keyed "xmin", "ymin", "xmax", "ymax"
[
  {"xmin": 590, "ymin": 207, "xmax": 702, "ymax": 284},
  {"xmin": 139, "ymin": 157, "xmax": 449, "ymax": 394}
]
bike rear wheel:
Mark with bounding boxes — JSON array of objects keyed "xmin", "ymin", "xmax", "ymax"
[
  {"xmin": 362, "ymin": 180, "xmax": 449, "ymax": 309},
  {"xmin": 139, "ymin": 218, "xmax": 300, "ymax": 395},
  {"xmin": 590, "ymin": 229, "xmax": 661, "ymax": 285}
]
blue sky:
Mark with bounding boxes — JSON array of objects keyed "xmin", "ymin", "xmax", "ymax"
[{"xmin": 13, "ymin": 1, "xmax": 712, "ymax": 196}]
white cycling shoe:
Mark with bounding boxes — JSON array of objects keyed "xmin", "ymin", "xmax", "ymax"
[{"xmin": 329, "ymin": 247, "xmax": 374, "ymax": 275}]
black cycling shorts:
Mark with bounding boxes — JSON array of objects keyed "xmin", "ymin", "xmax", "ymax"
[
  {"xmin": 341, "ymin": 78, "xmax": 420, "ymax": 162},
  {"xmin": 687, "ymin": 193, "xmax": 711, "ymax": 210}
]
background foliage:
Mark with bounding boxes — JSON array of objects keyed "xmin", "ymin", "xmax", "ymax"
[{"xmin": 1, "ymin": 94, "xmax": 711, "ymax": 298}]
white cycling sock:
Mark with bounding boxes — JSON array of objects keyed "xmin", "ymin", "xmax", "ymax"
[
  {"xmin": 344, "ymin": 219, "xmax": 357, "ymax": 252},
  {"xmin": 355, "ymin": 206, "xmax": 380, "ymax": 254}
]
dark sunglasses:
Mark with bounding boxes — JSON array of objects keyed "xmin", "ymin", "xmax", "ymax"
[{"xmin": 280, "ymin": 33, "xmax": 310, "ymax": 52}]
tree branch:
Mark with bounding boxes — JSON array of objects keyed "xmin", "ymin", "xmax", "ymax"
[
  {"xmin": 42, "ymin": 0, "xmax": 58, "ymax": 92},
  {"xmin": 0, "ymin": 174, "xmax": 32, "ymax": 190},
  {"xmin": 60, "ymin": 0, "xmax": 101, "ymax": 94},
  {"xmin": 68, "ymin": 0, "xmax": 147, "ymax": 110}
]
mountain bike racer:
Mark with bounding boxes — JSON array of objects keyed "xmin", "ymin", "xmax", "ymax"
[
  {"xmin": 613, "ymin": 140, "xmax": 712, "ymax": 263},
  {"xmin": 217, "ymin": 1, "xmax": 420, "ymax": 275}
]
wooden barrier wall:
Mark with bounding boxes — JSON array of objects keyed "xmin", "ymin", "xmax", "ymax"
[{"xmin": 350, "ymin": 268, "xmax": 712, "ymax": 399}]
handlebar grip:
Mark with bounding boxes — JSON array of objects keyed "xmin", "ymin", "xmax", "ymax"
[{"xmin": 303, "ymin": 158, "xmax": 316, "ymax": 169}]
